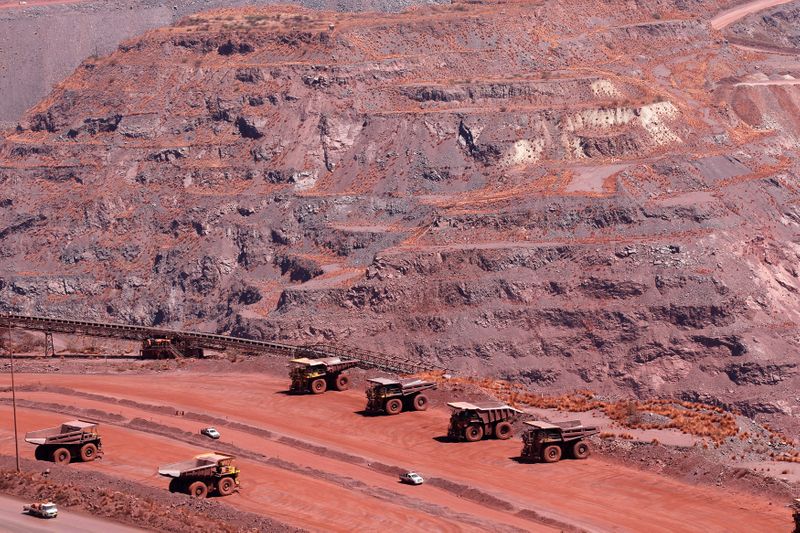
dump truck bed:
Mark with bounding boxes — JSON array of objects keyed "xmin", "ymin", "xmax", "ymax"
[
  {"xmin": 368, "ymin": 377, "xmax": 436, "ymax": 394},
  {"xmin": 24, "ymin": 420, "xmax": 99, "ymax": 445},
  {"xmin": 158, "ymin": 453, "xmax": 232, "ymax": 477},
  {"xmin": 290, "ymin": 357, "xmax": 359, "ymax": 373},
  {"xmin": 447, "ymin": 402, "xmax": 522, "ymax": 413},
  {"xmin": 448, "ymin": 402, "xmax": 523, "ymax": 426},
  {"xmin": 367, "ymin": 377, "xmax": 401, "ymax": 386},
  {"xmin": 524, "ymin": 420, "xmax": 599, "ymax": 439},
  {"xmin": 291, "ymin": 357, "xmax": 353, "ymax": 366}
]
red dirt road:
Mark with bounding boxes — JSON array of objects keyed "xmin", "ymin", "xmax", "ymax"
[
  {"xmin": 0, "ymin": 493, "xmax": 142, "ymax": 533},
  {"xmin": 0, "ymin": 0, "xmax": 86, "ymax": 9},
  {"xmin": 0, "ymin": 407, "xmax": 514, "ymax": 532},
  {"xmin": 710, "ymin": 0, "xmax": 796, "ymax": 29},
  {"xmin": 0, "ymin": 372, "xmax": 790, "ymax": 532}
]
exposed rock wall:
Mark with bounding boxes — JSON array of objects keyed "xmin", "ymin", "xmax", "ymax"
[
  {"xmin": 1, "ymin": 0, "xmax": 799, "ymax": 432},
  {"xmin": 0, "ymin": 0, "xmax": 446, "ymax": 127}
]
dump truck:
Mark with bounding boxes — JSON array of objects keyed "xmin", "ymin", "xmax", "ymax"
[
  {"xmin": 520, "ymin": 420, "xmax": 599, "ymax": 463},
  {"xmin": 447, "ymin": 402, "xmax": 523, "ymax": 441},
  {"xmin": 365, "ymin": 377, "xmax": 437, "ymax": 415},
  {"xmin": 158, "ymin": 452, "xmax": 240, "ymax": 498},
  {"xmin": 289, "ymin": 356, "xmax": 359, "ymax": 394},
  {"xmin": 25, "ymin": 420, "xmax": 103, "ymax": 464},
  {"xmin": 23, "ymin": 502, "xmax": 58, "ymax": 519}
]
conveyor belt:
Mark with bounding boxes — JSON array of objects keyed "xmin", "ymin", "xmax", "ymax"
[{"xmin": 0, "ymin": 313, "xmax": 444, "ymax": 375}]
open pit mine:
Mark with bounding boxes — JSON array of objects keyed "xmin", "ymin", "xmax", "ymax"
[{"xmin": 0, "ymin": 0, "xmax": 799, "ymax": 531}]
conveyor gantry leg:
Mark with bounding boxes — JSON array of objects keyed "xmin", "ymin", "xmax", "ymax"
[{"xmin": 44, "ymin": 332, "xmax": 55, "ymax": 357}]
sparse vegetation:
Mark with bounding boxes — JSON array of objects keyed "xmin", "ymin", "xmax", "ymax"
[
  {"xmin": 245, "ymin": 14, "xmax": 271, "ymax": 24},
  {"xmin": 422, "ymin": 373, "xmax": 740, "ymax": 444},
  {"xmin": 776, "ymin": 451, "xmax": 800, "ymax": 463},
  {"xmin": 5, "ymin": 332, "xmax": 45, "ymax": 353}
]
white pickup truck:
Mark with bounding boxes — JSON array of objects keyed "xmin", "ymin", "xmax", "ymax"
[{"xmin": 24, "ymin": 501, "xmax": 58, "ymax": 518}]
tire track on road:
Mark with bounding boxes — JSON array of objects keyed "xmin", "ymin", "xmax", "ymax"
[{"xmin": 0, "ymin": 393, "xmax": 578, "ymax": 532}]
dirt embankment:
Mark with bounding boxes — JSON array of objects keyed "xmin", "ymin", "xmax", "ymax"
[{"xmin": 0, "ymin": 456, "xmax": 298, "ymax": 532}]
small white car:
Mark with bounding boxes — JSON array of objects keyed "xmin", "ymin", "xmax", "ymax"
[
  {"xmin": 399, "ymin": 471, "xmax": 424, "ymax": 485},
  {"xmin": 200, "ymin": 427, "xmax": 220, "ymax": 439},
  {"xmin": 24, "ymin": 501, "xmax": 58, "ymax": 518}
]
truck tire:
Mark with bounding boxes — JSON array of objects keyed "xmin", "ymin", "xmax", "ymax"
[
  {"xmin": 412, "ymin": 394, "xmax": 429, "ymax": 411},
  {"xmin": 311, "ymin": 378, "xmax": 327, "ymax": 394},
  {"xmin": 53, "ymin": 447, "xmax": 71, "ymax": 464},
  {"xmin": 386, "ymin": 398, "xmax": 403, "ymax": 415},
  {"xmin": 495, "ymin": 421, "xmax": 513, "ymax": 440},
  {"xmin": 34, "ymin": 446, "xmax": 47, "ymax": 461},
  {"xmin": 80, "ymin": 443, "xmax": 98, "ymax": 462},
  {"xmin": 168, "ymin": 478, "xmax": 184, "ymax": 493},
  {"xmin": 218, "ymin": 476, "xmax": 236, "ymax": 496},
  {"xmin": 334, "ymin": 373, "xmax": 350, "ymax": 391},
  {"xmin": 465, "ymin": 425, "xmax": 484, "ymax": 442},
  {"xmin": 572, "ymin": 440, "xmax": 591, "ymax": 459},
  {"xmin": 543, "ymin": 445, "xmax": 562, "ymax": 463},
  {"xmin": 188, "ymin": 481, "xmax": 208, "ymax": 498}
]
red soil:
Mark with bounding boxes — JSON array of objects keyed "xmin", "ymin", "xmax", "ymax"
[
  {"xmin": 0, "ymin": 371, "xmax": 789, "ymax": 532},
  {"xmin": 0, "ymin": 0, "xmax": 86, "ymax": 9}
]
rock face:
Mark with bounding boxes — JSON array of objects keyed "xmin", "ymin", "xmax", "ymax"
[
  {"xmin": 1, "ymin": 1, "xmax": 800, "ymax": 431},
  {"xmin": 727, "ymin": 2, "xmax": 800, "ymax": 51},
  {"xmin": 0, "ymin": 0, "xmax": 447, "ymax": 127}
]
